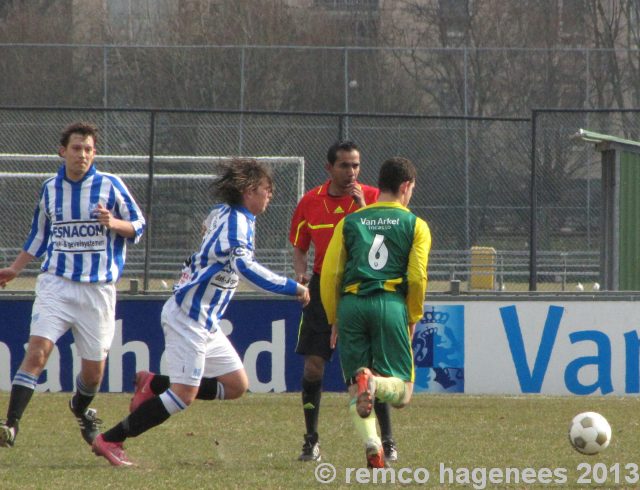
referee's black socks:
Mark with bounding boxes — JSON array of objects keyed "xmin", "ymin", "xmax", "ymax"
[
  {"xmin": 301, "ymin": 377, "xmax": 322, "ymax": 437},
  {"xmin": 374, "ymin": 400, "xmax": 393, "ymax": 441}
]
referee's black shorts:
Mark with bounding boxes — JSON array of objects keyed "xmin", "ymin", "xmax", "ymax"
[{"xmin": 295, "ymin": 274, "xmax": 334, "ymax": 361}]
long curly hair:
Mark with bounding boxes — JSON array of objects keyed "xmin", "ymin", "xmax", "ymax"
[{"xmin": 212, "ymin": 158, "xmax": 273, "ymax": 205}]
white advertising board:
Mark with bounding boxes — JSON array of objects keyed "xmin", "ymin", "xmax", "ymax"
[{"xmin": 462, "ymin": 302, "xmax": 640, "ymax": 395}]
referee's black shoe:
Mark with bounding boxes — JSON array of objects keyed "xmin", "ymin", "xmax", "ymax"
[
  {"xmin": 382, "ymin": 438, "xmax": 398, "ymax": 462},
  {"xmin": 298, "ymin": 433, "xmax": 321, "ymax": 462},
  {"xmin": 69, "ymin": 399, "xmax": 103, "ymax": 445}
]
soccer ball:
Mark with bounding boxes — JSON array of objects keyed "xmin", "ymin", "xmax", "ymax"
[{"xmin": 568, "ymin": 411, "xmax": 612, "ymax": 455}]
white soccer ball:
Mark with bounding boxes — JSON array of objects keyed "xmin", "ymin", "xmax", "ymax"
[{"xmin": 568, "ymin": 411, "xmax": 611, "ymax": 455}]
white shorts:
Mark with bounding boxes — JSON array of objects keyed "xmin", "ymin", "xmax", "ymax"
[
  {"xmin": 31, "ymin": 273, "xmax": 116, "ymax": 361},
  {"xmin": 161, "ymin": 296, "xmax": 244, "ymax": 387}
]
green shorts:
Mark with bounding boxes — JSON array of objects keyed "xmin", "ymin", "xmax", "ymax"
[{"xmin": 337, "ymin": 291, "xmax": 414, "ymax": 383}]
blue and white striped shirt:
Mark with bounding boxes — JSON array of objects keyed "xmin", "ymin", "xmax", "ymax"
[
  {"xmin": 174, "ymin": 203, "xmax": 298, "ymax": 331},
  {"xmin": 23, "ymin": 165, "xmax": 145, "ymax": 283}
]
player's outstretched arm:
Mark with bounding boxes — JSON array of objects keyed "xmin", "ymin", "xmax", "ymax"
[
  {"xmin": 231, "ymin": 247, "xmax": 306, "ymax": 301},
  {"xmin": 296, "ymin": 284, "xmax": 310, "ymax": 307},
  {"xmin": 0, "ymin": 251, "xmax": 35, "ymax": 288}
]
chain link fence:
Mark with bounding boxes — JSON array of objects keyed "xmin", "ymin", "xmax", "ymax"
[
  {"xmin": 530, "ymin": 109, "xmax": 640, "ymax": 291},
  {"xmin": 2, "ymin": 107, "xmax": 640, "ymax": 292},
  {"xmin": 2, "ymin": 44, "xmax": 639, "ymax": 118}
]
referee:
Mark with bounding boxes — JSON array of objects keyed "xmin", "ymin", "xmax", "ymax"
[
  {"xmin": 0, "ymin": 122, "xmax": 145, "ymax": 449},
  {"xmin": 290, "ymin": 141, "xmax": 399, "ymax": 462}
]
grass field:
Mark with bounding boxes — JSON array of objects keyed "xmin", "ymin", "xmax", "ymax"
[{"xmin": 0, "ymin": 392, "xmax": 639, "ymax": 489}]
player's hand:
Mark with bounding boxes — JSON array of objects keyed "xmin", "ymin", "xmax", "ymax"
[
  {"xmin": 296, "ymin": 284, "xmax": 310, "ymax": 307},
  {"xmin": 330, "ymin": 323, "xmax": 338, "ymax": 349},
  {"xmin": 0, "ymin": 267, "xmax": 17, "ymax": 288},
  {"xmin": 408, "ymin": 322, "xmax": 416, "ymax": 339},
  {"xmin": 94, "ymin": 203, "xmax": 115, "ymax": 228},
  {"xmin": 349, "ymin": 183, "xmax": 366, "ymax": 208}
]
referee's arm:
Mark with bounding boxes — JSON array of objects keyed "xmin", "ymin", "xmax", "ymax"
[{"xmin": 292, "ymin": 247, "xmax": 310, "ymax": 285}]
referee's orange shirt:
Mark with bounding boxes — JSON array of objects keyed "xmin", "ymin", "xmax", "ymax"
[{"xmin": 289, "ymin": 179, "xmax": 379, "ymax": 275}]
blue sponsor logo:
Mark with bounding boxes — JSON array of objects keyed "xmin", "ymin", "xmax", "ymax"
[{"xmin": 500, "ymin": 305, "xmax": 640, "ymax": 395}]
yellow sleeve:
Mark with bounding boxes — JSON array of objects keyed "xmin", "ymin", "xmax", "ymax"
[
  {"xmin": 320, "ymin": 218, "xmax": 347, "ymax": 324},
  {"xmin": 406, "ymin": 218, "xmax": 431, "ymax": 323}
]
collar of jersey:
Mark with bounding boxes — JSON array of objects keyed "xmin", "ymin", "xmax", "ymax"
[
  {"xmin": 362, "ymin": 201, "xmax": 409, "ymax": 212},
  {"xmin": 231, "ymin": 204, "xmax": 256, "ymax": 222},
  {"xmin": 58, "ymin": 164, "xmax": 97, "ymax": 185}
]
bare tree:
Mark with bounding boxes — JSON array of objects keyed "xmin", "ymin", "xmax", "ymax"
[{"xmin": 585, "ymin": 1, "xmax": 640, "ymax": 140}]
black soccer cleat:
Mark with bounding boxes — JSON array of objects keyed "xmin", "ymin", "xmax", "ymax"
[
  {"xmin": 382, "ymin": 438, "xmax": 398, "ymax": 462},
  {"xmin": 69, "ymin": 399, "xmax": 103, "ymax": 445},
  {"xmin": 298, "ymin": 433, "xmax": 321, "ymax": 462}
]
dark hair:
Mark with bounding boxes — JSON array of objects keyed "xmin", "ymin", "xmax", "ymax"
[
  {"xmin": 60, "ymin": 122, "xmax": 99, "ymax": 147},
  {"xmin": 327, "ymin": 140, "xmax": 359, "ymax": 165},
  {"xmin": 212, "ymin": 158, "xmax": 273, "ymax": 205},
  {"xmin": 378, "ymin": 157, "xmax": 417, "ymax": 193}
]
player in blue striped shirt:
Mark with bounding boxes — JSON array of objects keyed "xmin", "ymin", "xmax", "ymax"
[
  {"xmin": 91, "ymin": 158, "xmax": 310, "ymax": 466},
  {"xmin": 0, "ymin": 122, "xmax": 145, "ymax": 449}
]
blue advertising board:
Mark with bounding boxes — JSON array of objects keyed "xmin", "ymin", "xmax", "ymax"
[
  {"xmin": 0, "ymin": 297, "xmax": 345, "ymax": 393},
  {"xmin": 0, "ymin": 297, "xmax": 456, "ymax": 393}
]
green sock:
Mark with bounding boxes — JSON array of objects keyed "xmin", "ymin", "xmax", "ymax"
[
  {"xmin": 349, "ymin": 400, "xmax": 380, "ymax": 446},
  {"xmin": 373, "ymin": 376, "xmax": 406, "ymax": 405}
]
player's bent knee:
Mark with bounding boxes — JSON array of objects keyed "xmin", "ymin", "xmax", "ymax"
[
  {"xmin": 222, "ymin": 374, "xmax": 249, "ymax": 399},
  {"xmin": 219, "ymin": 369, "xmax": 249, "ymax": 399},
  {"xmin": 224, "ymin": 383, "xmax": 248, "ymax": 400}
]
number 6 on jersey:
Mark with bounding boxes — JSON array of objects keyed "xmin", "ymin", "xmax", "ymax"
[{"xmin": 368, "ymin": 234, "xmax": 389, "ymax": 270}]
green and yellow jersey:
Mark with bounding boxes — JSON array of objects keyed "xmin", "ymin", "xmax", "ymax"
[{"xmin": 320, "ymin": 201, "xmax": 431, "ymax": 326}]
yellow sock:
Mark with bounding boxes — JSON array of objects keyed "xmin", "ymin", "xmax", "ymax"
[
  {"xmin": 349, "ymin": 400, "xmax": 380, "ymax": 446},
  {"xmin": 373, "ymin": 376, "xmax": 406, "ymax": 405}
]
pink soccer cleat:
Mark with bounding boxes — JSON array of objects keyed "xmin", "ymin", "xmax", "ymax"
[{"xmin": 92, "ymin": 434, "xmax": 134, "ymax": 467}]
